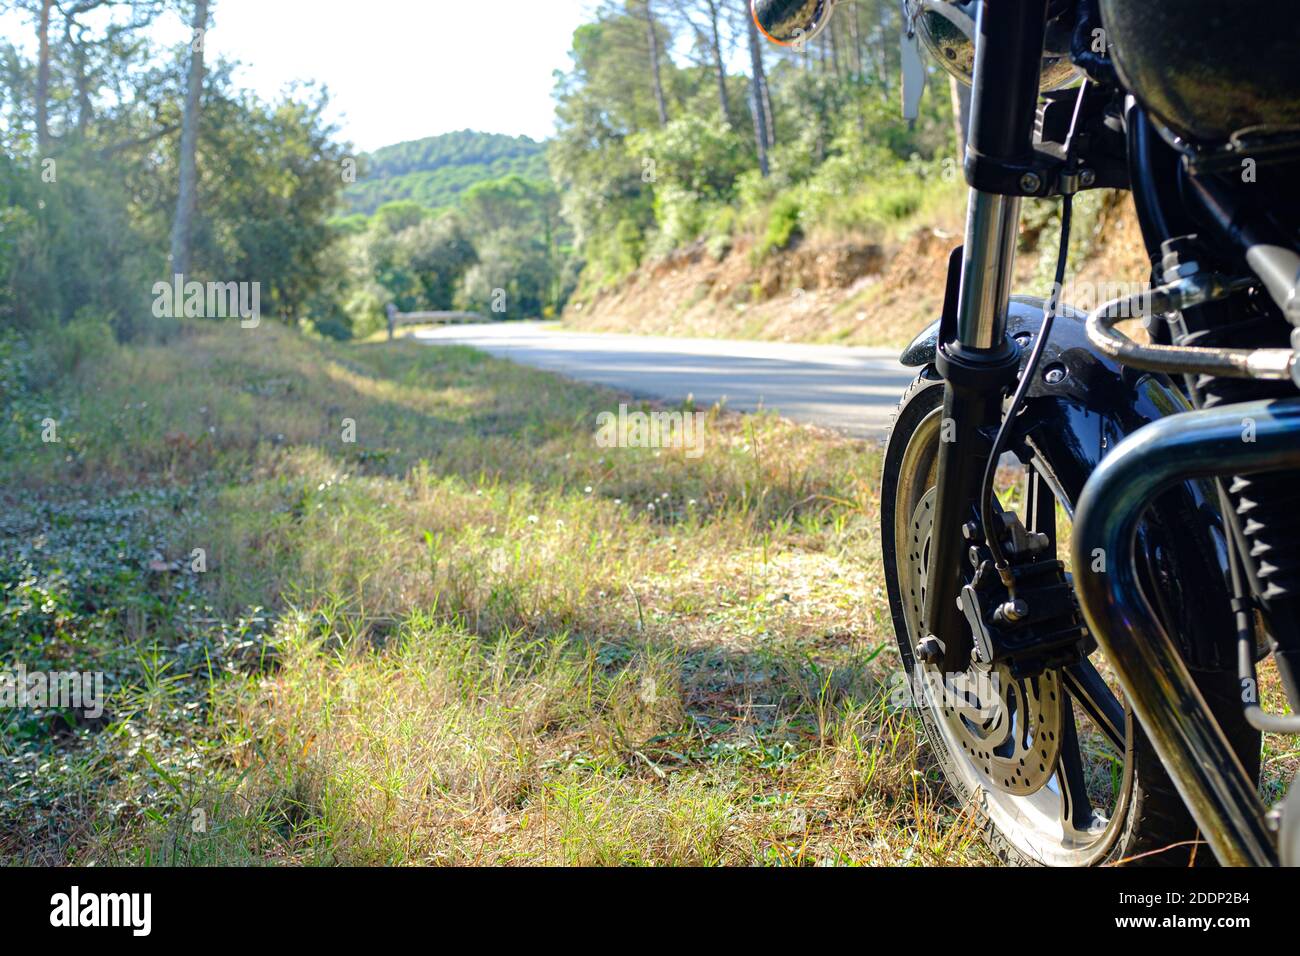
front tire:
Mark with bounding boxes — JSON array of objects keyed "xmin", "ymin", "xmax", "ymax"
[{"xmin": 880, "ymin": 371, "xmax": 1259, "ymax": 866}]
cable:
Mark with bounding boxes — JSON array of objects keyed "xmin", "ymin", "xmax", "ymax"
[
  {"xmin": 980, "ymin": 83, "xmax": 1089, "ymax": 586},
  {"xmin": 1219, "ymin": 480, "xmax": 1300, "ymax": 734}
]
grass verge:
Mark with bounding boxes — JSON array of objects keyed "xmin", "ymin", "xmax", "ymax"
[{"xmin": 0, "ymin": 319, "xmax": 987, "ymax": 865}]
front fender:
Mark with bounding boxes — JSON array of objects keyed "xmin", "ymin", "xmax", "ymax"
[
  {"xmin": 901, "ymin": 295, "xmax": 1236, "ymax": 672},
  {"xmin": 901, "ymin": 296, "xmax": 1090, "ymax": 372}
]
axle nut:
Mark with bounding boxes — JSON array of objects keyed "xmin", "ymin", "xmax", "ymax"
[{"xmin": 915, "ymin": 636, "xmax": 945, "ymax": 665}]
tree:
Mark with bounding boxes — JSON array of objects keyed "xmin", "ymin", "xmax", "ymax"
[
  {"xmin": 551, "ymin": 9, "xmax": 670, "ymax": 277},
  {"xmin": 459, "ymin": 175, "xmax": 566, "ymax": 316},
  {"xmin": 201, "ymin": 86, "xmax": 352, "ymax": 323},
  {"xmin": 743, "ymin": 1, "xmax": 770, "ymax": 176},
  {"xmin": 641, "ymin": 0, "xmax": 669, "ymax": 126},
  {"xmin": 0, "ymin": 0, "xmax": 355, "ymax": 338},
  {"xmin": 35, "ymin": 0, "xmax": 51, "ymax": 151},
  {"xmin": 169, "ymin": 0, "xmax": 208, "ymax": 277},
  {"xmin": 0, "ymin": 0, "xmax": 168, "ymax": 151},
  {"xmin": 0, "ymin": 0, "xmax": 58, "ymax": 150},
  {"xmin": 545, "ymin": 0, "xmax": 958, "ymax": 292},
  {"xmin": 58, "ymin": 0, "xmax": 166, "ymax": 142},
  {"xmin": 367, "ymin": 212, "xmax": 477, "ymax": 314},
  {"xmin": 669, "ymin": 0, "xmax": 733, "ymax": 124}
]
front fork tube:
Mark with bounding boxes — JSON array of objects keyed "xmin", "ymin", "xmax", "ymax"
[{"xmin": 922, "ymin": 189, "xmax": 1023, "ymax": 667}]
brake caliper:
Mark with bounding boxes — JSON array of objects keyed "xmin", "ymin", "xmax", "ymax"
[{"xmin": 958, "ymin": 510, "xmax": 1095, "ymax": 679}]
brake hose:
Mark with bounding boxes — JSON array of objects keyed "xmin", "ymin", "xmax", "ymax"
[{"xmin": 980, "ymin": 82, "xmax": 1088, "ymax": 588}]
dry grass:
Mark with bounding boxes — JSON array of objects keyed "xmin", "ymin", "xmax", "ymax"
[
  {"xmin": 2, "ymin": 318, "xmax": 990, "ymax": 866},
  {"xmin": 8, "ymin": 303, "xmax": 1293, "ymax": 869}
]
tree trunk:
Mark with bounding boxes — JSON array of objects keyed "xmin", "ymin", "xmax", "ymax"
[
  {"xmin": 745, "ymin": 9, "xmax": 770, "ymax": 177},
  {"xmin": 877, "ymin": 1, "xmax": 893, "ymax": 100},
  {"xmin": 644, "ymin": 0, "xmax": 669, "ymax": 126},
  {"xmin": 705, "ymin": 0, "xmax": 731, "ymax": 124},
  {"xmin": 170, "ymin": 0, "xmax": 208, "ymax": 278},
  {"xmin": 35, "ymin": 0, "xmax": 52, "ymax": 152},
  {"xmin": 760, "ymin": 71, "xmax": 775, "ymax": 150},
  {"xmin": 848, "ymin": 5, "xmax": 865, "ymax": 135},
  {"xmin": 848, "ymin": 4, "xmax": 864, "ymax": 82},
  {"xmin": 70, "ymin": 23, "xmax": 93, "ymax": 139}
]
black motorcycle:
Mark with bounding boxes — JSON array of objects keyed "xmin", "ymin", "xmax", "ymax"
[{"xmin": 755, "ymin": 0, "xmax": 1300, "ymax": 866}]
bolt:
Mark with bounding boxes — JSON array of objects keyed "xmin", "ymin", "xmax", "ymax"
[
  {"xmin": 998, "ymin": 598, "xmax": 1029, "ymax": 623},
  {"xmin": 1043, "ymin": 364, "xmax": 1067, "ymax": 385},
  {"xmin": 915, "ymin": 636, "xmax": 945, "ymax": 665},
  {"xmin": 1019, "ymin": 172, "xmax": 1042, "ymax": 194},
  {"xmin": 1079, "ymin": 168, "xmax": 1097, "ymax": 188}
]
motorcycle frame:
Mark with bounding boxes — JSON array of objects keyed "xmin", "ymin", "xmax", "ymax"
[
  {"xmin": 924, "ymin": 0, "xmax": 1299, "ymax": 865},
  {"xmin": 1071, "ymin": 399, "xmax": 1297, "ymax": 866}
]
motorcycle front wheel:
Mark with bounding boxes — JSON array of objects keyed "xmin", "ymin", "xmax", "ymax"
[{"xmin": 880, "ymin": 370, "xmax": 1258, "ymax": 866}]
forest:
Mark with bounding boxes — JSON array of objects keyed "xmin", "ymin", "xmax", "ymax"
[
  {"xmin": 350, "ymin": 0, "xmax": 958, "ymax": 330},
  {"xmin": 0, "ymin": 0, "xmax": 958, "ymax": 347},
  {"xmin": 342, "ymin": 131, "xmax": 549, "ymax": 216}
]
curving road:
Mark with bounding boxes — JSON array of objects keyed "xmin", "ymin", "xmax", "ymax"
[{"xmin": 412, "ymin": 322, "xmax": 916, "ymax": 438}]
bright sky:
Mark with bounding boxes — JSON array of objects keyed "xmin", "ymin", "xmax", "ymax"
[
  {"xmin": 203, "ymin": 0, "xmax": 600, "ymax": 149},
  {"xmin": 3, "ymin": 0, "xmax": 600, "ymax": 151}
]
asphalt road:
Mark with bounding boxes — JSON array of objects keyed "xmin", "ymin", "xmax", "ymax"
[{"xmin": 412, "ymin": 322, "xmax": 917, "ymax": 438}]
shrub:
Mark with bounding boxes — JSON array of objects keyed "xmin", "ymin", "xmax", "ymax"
[
  {"xmin": 650, "ymin": 185, "xmax": 707, "ymax": 256},
  {"xmin": 47, "ymin": 312, "xmax": 116, "ymax": 378},
  {"xmin": 758, "ymin": 194, "xmax": 802, "ymax": 258},
  {"xmin": 613, "ymin": 217, "xmax": 646, "ymax": 275},
  {"xmin": 313, "ymin": 317, "xmax": 353, "ymax": 341},
  {"xmin": 0, "ymin": 330, "xmax": 33, "ymax": 411},
  {"xmin": 703, "ymin": 206, "xmax": 736, "ymax": 261}
]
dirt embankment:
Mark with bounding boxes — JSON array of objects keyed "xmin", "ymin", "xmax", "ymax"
[{"xmin": 564, "ymin": 194, "xmax": 1148, "ymax": 348}]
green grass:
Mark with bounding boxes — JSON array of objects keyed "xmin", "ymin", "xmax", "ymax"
[{"xmin": 0, "ymin": 318, "xmax": 987, "ymax": 866}]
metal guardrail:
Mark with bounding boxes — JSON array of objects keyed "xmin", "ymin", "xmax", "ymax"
[{"xmin": 385, "ymin": 304, "xmax": 486, "ymax": 340}]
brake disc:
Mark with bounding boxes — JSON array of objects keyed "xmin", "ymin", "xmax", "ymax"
[{"xmin": 906, "ymin": 487, "xmax": 1063, "ymax": 796}]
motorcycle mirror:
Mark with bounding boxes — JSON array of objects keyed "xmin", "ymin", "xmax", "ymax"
[{"xmin": 752, "ymin": 0, "xmax": 836, "ymax": 48}]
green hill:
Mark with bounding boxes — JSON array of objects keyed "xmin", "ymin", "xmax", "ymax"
[{"xmin": 344, "ymin": 130, "xmax": 549, "ymax": 215}]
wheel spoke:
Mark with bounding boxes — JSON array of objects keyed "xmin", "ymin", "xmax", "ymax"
[
  {"xmin": 1056, "ymin": 698, "xmax": 1097, "ymax": 835},
  {"xmin": 1063, "ymin": 659, "xmax": 1125, "ymax": 752},
  {"xmin": 1024, "ymin": 467, "xmax": 1057, "ymax": 556}
]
